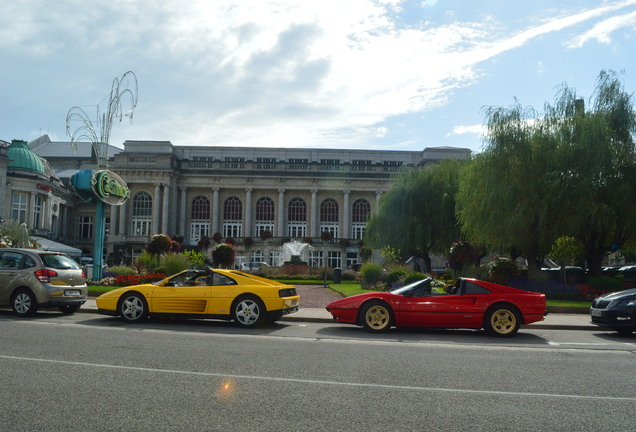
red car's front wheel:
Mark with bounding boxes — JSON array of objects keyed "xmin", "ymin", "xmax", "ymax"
[{"xmin": 361, "ymin": 301, "xmax": 393, "ymax": 332}]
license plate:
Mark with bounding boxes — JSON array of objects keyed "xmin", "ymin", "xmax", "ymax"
[
  {"xmin": 64, "ymin": 290, "xmax": 81, "ymax": 296},
  {"xmin": 591, "ymin": 309, "xmax": 602, "ymax": 317}
]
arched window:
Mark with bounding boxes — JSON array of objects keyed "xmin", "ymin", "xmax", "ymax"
[
  {"xmin": 223, "ymin": 196, "xmax": 243, "ymax": 238},
  {"xmin": 320, "ymin": 198, "xmax": 339, "ymax": 222},
  {"xmin": 351, "ymin": 199, "xmax": 370, "ymax": 240},
  {"xmin": 191, "ymin": 195, "xmax": 210, "ymax": 220},
  {"xmin": 352, "ymin": 199, "xmax": 370, "ymax": 222},
  {"xmin": 131, "ymin": 192, "xmax": 152, "ymax": 236},
  {"xmin": 287, "ymin": 198, "xmax": 306, "ymax": 221},
  {"xmin": 223, "ymin": 196, "xmax": 242, "ymax": 220},
  {"xmin": 256, "ymin": 197, "xmax": 275, "ymax": 221},
  {"xmin": 255, "ymin": 197, "xmax": 275, "ymax": 237},
  {"xmin": 287, "ymin": 198, "xmax": 307, "ymax": 238},
  {"xmin": 132, "ymin": 192, "xmax": 152, "ymax": 216},
  {"xmin": 320, "ymin": 198, "xmax": 339, "ymax": 238},
  {"xmin": 190, "ymin": 195, "xmax": 210, "ymax": 244}
]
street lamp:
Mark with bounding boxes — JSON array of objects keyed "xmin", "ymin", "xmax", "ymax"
[{"xmin": 66, "ymin": 71, "xmax": 138, "ymax": 281}]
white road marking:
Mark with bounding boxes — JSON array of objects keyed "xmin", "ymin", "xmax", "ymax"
[{"xmin": 1, "ymin": 354, "xmax": 635, "ymax": 402}]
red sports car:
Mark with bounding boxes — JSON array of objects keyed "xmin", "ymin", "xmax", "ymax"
[{"xmin": 326, "ymin": 277, "xmax": 547, "ymax": 337}]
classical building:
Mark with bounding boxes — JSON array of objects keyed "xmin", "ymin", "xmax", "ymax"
[
  {"xmin": 20, "ymin": 135, "xmax": 471, "ymax": 268},
  {"xmin": 0, "ymin": 139, "xmax": 78, "ymax": 242}
]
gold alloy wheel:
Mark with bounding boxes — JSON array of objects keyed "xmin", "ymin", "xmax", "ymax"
[
  {"xmin": 365, "ymin": 304, "xmax": 390, "ymax": 331},
  {"xmin": 490, "ymin": 308, "xmax": 517, "ymax": 335}
]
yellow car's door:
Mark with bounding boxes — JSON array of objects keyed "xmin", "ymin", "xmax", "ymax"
[
  {"xmin": 206, "ymin": 272, "xmax": 241, "ymax": 315},
  {"xmin": 150, "ymin": 271, "xmax": 211, "ymax": 314}
]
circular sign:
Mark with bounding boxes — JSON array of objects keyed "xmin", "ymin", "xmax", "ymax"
[{"xmin": 90, "ymin": 170, "xmax": 130, "ymax": 205}]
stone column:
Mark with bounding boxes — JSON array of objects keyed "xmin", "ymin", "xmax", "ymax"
[
  {"xmin": 44, "ymin": 191, "xmax": 53, "ymax": 231},
  {"xmin": 212, "ymin": 188, "xmax": 220, "ymax": 235},
  {"xmin": 310, "ymin": 189, "xmax": 318, "ymax": 237},
  {"xmin": 110, "ymin": 203, "xmax": 118, "ymax": 236},
  {"xmin": 245, "ymin": 188, "xmax": 252, "ymax": 237},
  {"xmin": 179, "ymin": 187, "xmax": 187, "ymax": 240},
  {"xmin": 277, "ymin": 189, "xmax": 285, "ymax": 237},
  {"xmin": 342, "ymin": 190, "xmax": 350, "ymax": 240},
  {"xmin": 162, "ymin": 183, "xmax": 170, "ymax": 234},
  {"xmin": 118, "ymin": 200, "xmax": 127, "ymax": 236},
  {"xmin": 28, "ymin": 192, "xmax": 36, "ymax": 228},
  {"xmin": 62, "ymin": 205, "xmax": 68, "ymax": 237},
  {"xmin": 153, "ymin": 183, "xmax": 161, "ymax": 234}
]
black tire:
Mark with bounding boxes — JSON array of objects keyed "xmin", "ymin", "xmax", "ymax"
[
  {"xmin": 360, "ymin": 300, "xmax": 393, "ymax": 332},
  {"xmin": 484, "ymin": 305, "xmax": 521, "ymax": 337},
  {"xmin": 12, "ymin": 289, "xmax": 38, "ymax": 317},
  {"xmin": 118, "ymin": 292, "xmax": 148, "ymax": 323},
  {"xmin": 59, "ymin": 305, "xmax": 80, "ymax": 315},
  {"xmin": 614, "ymin": 327, "xmax": 635, "ymax": 335},
  {"xmin": 232, "ymin": 295, "xmax": 266, "ymax": 328},
  {"xmin": 268, "ymin": 311, "xmax": 283, "ymax": 324}
]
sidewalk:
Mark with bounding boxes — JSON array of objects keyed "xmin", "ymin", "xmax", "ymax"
[{"xmin": 79, "ymin": 298, "xmax": 598, "ymax": 330}]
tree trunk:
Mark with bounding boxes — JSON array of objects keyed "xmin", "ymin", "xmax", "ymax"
[{"xmin": 586, "ymin": 249, "xmax": 605, "ymax": 278}]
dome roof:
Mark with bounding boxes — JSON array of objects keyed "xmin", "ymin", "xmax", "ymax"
[{"xmin": 8, "ymin": 139, "xmax": 46, "ymax": 175}]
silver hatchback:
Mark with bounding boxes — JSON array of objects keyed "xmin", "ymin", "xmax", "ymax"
[{"xmin": 0, "ymin": 248, "xmax": 87, "ymax": 316}]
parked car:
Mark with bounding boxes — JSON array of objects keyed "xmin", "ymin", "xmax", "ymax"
[
  {"xmin": 326, "ymin": 277, "xmax": 547, "ymax": 337},
  {"xmin": 617, "ymin": 265, "xmax": 636, "ymax": 287},
  {"xmin": 590, "ymin": 288, "xmax": 636, "ymax": 334},
  {"xmin": 240, "ymin": 261, "xmax": 269, "ymax": 271},
  {"xmin": 0, "ymin": 248, "xmax": 87, "ymax": 316},
  {"xmin": 96, "ymin": 268, "xmax": 299, "ymax": 328}
]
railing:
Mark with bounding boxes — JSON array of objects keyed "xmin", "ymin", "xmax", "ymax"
[{"xmin": 182, "ymin": 160, "xmax": 398, "ymax": 175}]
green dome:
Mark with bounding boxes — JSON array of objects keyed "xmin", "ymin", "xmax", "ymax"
[{"xmin": 8, "ymin": 139, "xmax": 46, "ymax": 175}]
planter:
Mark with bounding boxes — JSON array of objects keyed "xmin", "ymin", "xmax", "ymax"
[{"xmin": 281, "ymin": 264, "xmax": 310, "ymax": 275}]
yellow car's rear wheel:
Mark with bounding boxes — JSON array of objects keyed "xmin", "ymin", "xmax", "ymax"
[
  {"xmin": 484, "ymin": 305, "xmax": 520, "ymax": 337},
  {"xmin": 361, "ymin": 301, "xmax": 393, "ymax": 332},
  {"xmin": 232, "ymin": 295, "xmax": 266, "ymax": 328}
]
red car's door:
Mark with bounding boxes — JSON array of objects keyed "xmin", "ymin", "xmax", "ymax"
[{"xmin": 396, "ymin": 293, "xmax": 464, "ymax": 327}]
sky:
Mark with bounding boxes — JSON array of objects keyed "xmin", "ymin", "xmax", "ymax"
[{"xmin": 1, "ymin": 0, "xmax": 635, "ymax": 153}]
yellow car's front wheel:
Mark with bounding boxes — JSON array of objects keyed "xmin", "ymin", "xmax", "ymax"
[
  {"xmin": 361, "ymin": 301, "xmax": 393, "ymax": 333},
  {"xmin": 119, "ymin": 292, "xmax": 148, "ymax": 323},
  {"xmin": 484, "ymin": 305, "xmax": 520, "ymax": 337}
]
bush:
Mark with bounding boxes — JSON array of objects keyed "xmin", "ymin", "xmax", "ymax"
[
  {"xmin": 341, "ymin": 269, "xmax": 357, "ymax": 281},
  {"xmin": 211, "ymin": 243, "xmax": 237, "ymax": 268},
  {"xmin": 156, "ymin": 253, "xmax": 191, "ymax": 276},
  {"xmin": 486, "ymin": 258, "xmax": 519, "ymax": 284},
  {"xmin": 134, "ymin": 252, "xmax": 157, "ymax": 274},
  {"xmin": 361, "ymin": 262, "xmax": 384, "ymax": 288},
  {"xmin": 404, "ymin": 272, "xmax": 426, "ymax": 285},
  {"xmin": 586, "ymin": 276, "xmax": 623, "ymax": 293},
  {"xmin": 577, "ymin": 284, "xmax": 610, "ymax": 301},
  {"xmin": 106, "ymin": 265, "xmax": 137, "ymax": 276},
  {"xmin": 448, "ymin": 241, "xmax": 478, "ymax": 271},
  {"xmin": 110, "ymin": 273, "xmax": 167, "ymax": 287},
  {"xmin": 386, "ymin": 270, "xmax": 408, "ymax": 287}
]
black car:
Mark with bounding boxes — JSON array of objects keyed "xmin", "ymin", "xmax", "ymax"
[{"xmin": 590, "ymin": 288, "xmax": 636, "ymax": 334}]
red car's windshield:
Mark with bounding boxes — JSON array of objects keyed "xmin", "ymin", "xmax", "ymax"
[{"xmin": 390, "ymin": 278, "xmax": 433, "ymax": 297}]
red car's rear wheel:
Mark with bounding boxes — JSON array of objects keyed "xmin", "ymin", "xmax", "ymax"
[
  {"xmin": 485, "ymin": 305, "xmax": 520, "ymax": 337},
  {"xmin": 361, "ymin": 301, "xmax": 393, "ymax": 332}
]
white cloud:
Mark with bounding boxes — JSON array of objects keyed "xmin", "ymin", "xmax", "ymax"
[
  {"xmin": 1, "ymin": 0, "xmax": 635, "ymax": 150},
  {"xmin": 567, "ymin": 10, "xmax": 636, "ymax": 48},
  {"xmin": 447, "ymin": 124, "xmax": 484, "ymax": 137}
]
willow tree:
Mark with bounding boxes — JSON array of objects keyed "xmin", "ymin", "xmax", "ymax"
[
  {"xmin": 457, "ymin": 102, "xmax": 562, "ymax": 279},
  {"xmin": 546, "ymin": 71, "xmax": 636, "ymax": 276},
  {"xmin": 365, "ymin": 160, "xmax": 462, "ymax": 272}
]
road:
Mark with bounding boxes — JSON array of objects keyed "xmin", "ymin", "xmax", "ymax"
[{"xmin": 1, "ymin": 310, "xmax": 635, "ymax": 431}]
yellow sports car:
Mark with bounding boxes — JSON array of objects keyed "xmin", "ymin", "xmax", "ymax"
[{"xmin": 96, "ymin": 269, "xmax": 299, "ymax": 328}]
